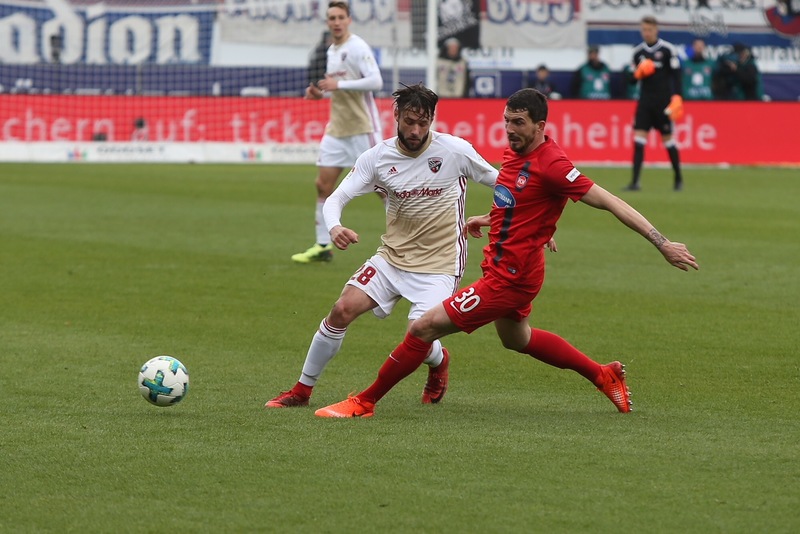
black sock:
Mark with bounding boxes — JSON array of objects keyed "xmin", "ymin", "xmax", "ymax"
[
  {"xmin": 667, "ymin": 146, "xmax": 682, "ymax": 185},
  {"xmin": 632, "ymin": 143, "xmax": 644, "ymax": 185}
]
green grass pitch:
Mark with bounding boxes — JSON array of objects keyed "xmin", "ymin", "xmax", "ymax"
[{"xmin": 1, "ymin": 163, "xmax": 798, "ymax": 532}]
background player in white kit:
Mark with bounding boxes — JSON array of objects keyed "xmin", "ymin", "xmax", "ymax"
[
  {"xmin": 267, "ymin": 83, "xmax": 499, "ymax": 408},
  {"xmin": 292, "ymin": 1, "xmax": 384, "ymax": 264}
]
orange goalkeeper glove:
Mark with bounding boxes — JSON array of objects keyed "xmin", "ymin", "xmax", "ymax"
[
  {"xmin": 664, "ymin": 95, "xmax": 684, "ymax": 121},
  {"xmin": 634, "ymin": 59, "xmax": 656, "ymax": 80}
]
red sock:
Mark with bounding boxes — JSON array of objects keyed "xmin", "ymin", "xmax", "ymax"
[
  {"xmin": 359, "ymin": 332, "xmax": 431, "ymax": 404},
  {"xmin": 524, "ymin": 328, "xmax": 601, "ymax": 383},
  {"xmin": 290, "ymin": 382, "xmax": 313, "ymax": 399}
]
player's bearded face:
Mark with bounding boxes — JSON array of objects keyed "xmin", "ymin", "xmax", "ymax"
[
  {"xmin": 396, "ymin": 108, "xmax": 432, "ymax": 152},
  {"xmin": 504, "ymin": 108, "xmax": 543, "ymax": 154}
]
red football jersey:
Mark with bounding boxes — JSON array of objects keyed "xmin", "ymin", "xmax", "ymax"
[{"xmin": 481, "ymin": 137, "xmax": 594, "ymax": 288}]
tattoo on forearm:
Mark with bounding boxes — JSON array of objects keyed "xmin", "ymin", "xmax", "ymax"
[{"xmin": 648, "ymin": 228, "xmax": 667, "ymax": 248}]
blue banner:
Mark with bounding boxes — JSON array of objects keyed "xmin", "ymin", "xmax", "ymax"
[{"xmin": 0, "ymin": 0, "xmax": 215, "ymax": 65}]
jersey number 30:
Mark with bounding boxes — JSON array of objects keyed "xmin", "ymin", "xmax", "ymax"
[{"xmin": 451, "ymin": 287, "xmax": 480, "ymax": 313}]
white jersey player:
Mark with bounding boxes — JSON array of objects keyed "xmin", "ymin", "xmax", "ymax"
[
  {"xmin": 266, "ymin": 84, "xmax": 498, "ymax": 409},
  {"xmin": 323, "ymin": 33, "xmax": 382, "ymax": 142},
  {"xmin": 292, "ymin": 1, "xmax": 383, "ymax": 264}
]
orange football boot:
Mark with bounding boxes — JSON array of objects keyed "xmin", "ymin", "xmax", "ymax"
[
  {"xmin": 595, "ymin": 361, "xmax": 632, "ymax": 413},
  {"xmin": 315, "ymin": 395, "xmax": 375, "ymax": 418}
]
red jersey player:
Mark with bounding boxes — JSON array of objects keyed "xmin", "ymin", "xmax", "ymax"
[{"xmin": 315, "ymin": 88, "xmax": 699, "ymax": 418}]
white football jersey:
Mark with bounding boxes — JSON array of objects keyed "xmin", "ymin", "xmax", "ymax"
[
  {"xmin": 326, "ymin": 34, "xmax": 382, "ymax": 138},
  {"xmin": 324, "ymin": 131, "xmax": 498, "ymax": 276}
]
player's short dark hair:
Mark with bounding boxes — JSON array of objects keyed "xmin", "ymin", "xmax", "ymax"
[
  {"xmin": 641, "ymin": 15, "xmax": 657, "ymax": 25},
  {"xmin": 328, "ymin": 1, "xmax": 350, "ymax": 16},
  {"xmin": 393, "ymin": 83, "xmax": 439, "ymax": 120},
  {"xmin": 506, "ymin": 88, "xmax": 548, "ymax": 123}
]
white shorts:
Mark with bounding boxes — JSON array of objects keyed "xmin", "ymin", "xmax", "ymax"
[
  {"xmin": 317, "ymin": 132, "xmax": 377, "ymax": 168},
  {"xmin": 345, "ymin": 255, "xmax": 459, "ymax": 320}
]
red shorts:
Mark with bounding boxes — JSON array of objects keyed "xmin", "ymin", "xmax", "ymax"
[{"xmin": 443, "ymin": 275, "xmax": 542, "ymax": 334}]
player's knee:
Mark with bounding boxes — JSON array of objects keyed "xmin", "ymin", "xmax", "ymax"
[
  {"xmin": 328, "ymin": 300, "xmax": 360, "ymax": 326},
  {"xmin": 408, "ymin": 319, "xmax": 426, "ymax": 338},
  {"xmin": 315, "ymin": 180, "xmax": 335, "ymax": 197},
  {"xmin": 316, "ymin": 170, "xmax": 339, "ymax": 196},
  {"xmin": 408, "ymin": 317, "xmax": 437, "ymax": 343}
]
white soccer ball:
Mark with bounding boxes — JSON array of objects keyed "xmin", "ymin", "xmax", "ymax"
[{"xmin": 138, "ymin": 356, "xmax": 189, "ymax": 407}]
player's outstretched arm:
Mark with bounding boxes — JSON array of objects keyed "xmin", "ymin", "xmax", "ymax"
[{"xmin": 580, "ymin": 184, "xmax": 699, "ymax": 271}]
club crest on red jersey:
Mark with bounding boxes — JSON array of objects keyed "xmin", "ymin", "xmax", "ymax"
[
  {"xmin": 428, "ymin": 157, "xmax": 442, "ymax": 173},
  {"xmin": 515, "ymin": 169, "xmax": 529, "ymax": 191}
]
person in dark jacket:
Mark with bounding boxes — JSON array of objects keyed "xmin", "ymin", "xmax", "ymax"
[
  {"xmin": 712, "ymin": 43, "xmax": 761, "ymax": 101},
  {"xmin": 528, "ymin": 64, "xmax": 561, "ymax": 100}
]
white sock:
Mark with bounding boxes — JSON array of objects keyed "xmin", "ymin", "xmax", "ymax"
[
  {"xmin": 422, "ymin": 340, "xmax": 444, "ymax": 367},
  {"xmin": 315, "ymin": 200, "xmax": 328, "ymax": 245},
  {"xmin": 299, "ymin": 319, "xmax": 346, "ymax": 386}
]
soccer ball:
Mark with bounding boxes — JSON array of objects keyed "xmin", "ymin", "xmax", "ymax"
[{"xmin": 138, "ymin": 356, "xmax": 189, "ymax": 407}]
